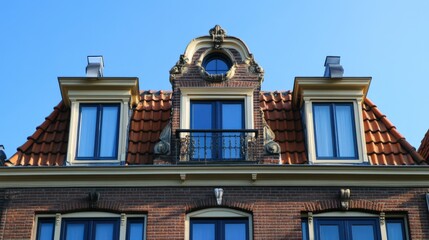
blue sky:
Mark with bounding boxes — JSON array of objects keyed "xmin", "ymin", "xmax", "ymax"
[{"xmin": 1, "ymin": 1, "xmax": 428, "ymax": 158}]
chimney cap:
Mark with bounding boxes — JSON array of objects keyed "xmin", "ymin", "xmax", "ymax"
[
  {"xmin": 86, "ymin": 55, "xmax": 104, "ymax": 77},
  {"xmin": 324, "ymin": 56, "xmax": 344, "ymax": 78}
]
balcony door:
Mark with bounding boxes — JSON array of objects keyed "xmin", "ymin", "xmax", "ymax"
[{"xmin": 190, "ymin": 100, "xmax": 244, "ymax": 160}]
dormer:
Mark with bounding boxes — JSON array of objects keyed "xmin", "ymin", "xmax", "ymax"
[
  {"xmin": 59, "ymin": 56, "xmax": 139, "ymax": 165},
  {"xmin": 156, "ymin": 25, "xmax": 279, "ymax": 164},
  {"xmin": 293, "ymin": 56, "xmax": 371, "ymax": 164}
]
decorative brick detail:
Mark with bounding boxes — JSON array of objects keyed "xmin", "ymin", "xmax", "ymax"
[
  {"xmin": 185, "ymin": 197, "xmax": 254, "ymax": 213},
  {"xmin": 304, "ymin": 199, "xmax": 384, "ymax": 213}
]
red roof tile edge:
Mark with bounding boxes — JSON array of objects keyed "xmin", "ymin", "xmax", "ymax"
[{"xmin": 417, "ymin": 130, "xmax": 429, "ymax": 161}]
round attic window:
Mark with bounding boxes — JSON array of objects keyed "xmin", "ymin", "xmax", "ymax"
[{"xmin": 203, "ymin": 53, "xmax": 232, "ymax": 75}]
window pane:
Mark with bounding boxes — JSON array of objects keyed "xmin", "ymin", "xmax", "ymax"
[
  {"xmin": 94, "ymin": 222, "xmax": 115, "ymax": 240},
  {"xmin": 216, "ymin": 59, "xmax": 229, "ymax": 71},
  {"xmin": 191, "ymin": 223, "xmax": 215, "ymax": 240},
  {"xmin": 127, "ymin": 219, "xmax": 145, "ymax": 240},
  {"xmin": 37, "ymin": 219, "xmax": 55, "ymax": 240},
  {"xmin": 319, "ymin": 225, "xmax": 340, "ymax": 240},
  {"xmin": 225, "ymin": 223, "xmax": 246, "ymax": 240},
  {"xmin": 313, "ymin": 104, "xmax": 334, "ymax": 158},
  {"xmin": 222, "ymin": 103, "xmax": 244, "ymax": 159},
  {"xmin": 387, "ymin": 220, "xmax": 406, "ymax": 240},
  {"xmin": 77, "ymin": 106, "xmax": 97, "ymax": 158},
  {"xmin": 301, "ymin": 219, "xmax": 309, "ymax": 240},
  {"xmin": 191, "ymin": 103, "xmax": 213, "ymax": 159},
  {"xmin": 335, "ymin": 104, "xmax": 357, "ymax": 158},
  {"xmin": 99, "ymin": 105, "xmax": 119, "ymax": 158},
  {"xmin": 351, "ymin": 225, "xmax": 375, "ymax": 240},
  {"xmin": 64, "ymin": 222, "xmax": 86, "ymax": 240}
]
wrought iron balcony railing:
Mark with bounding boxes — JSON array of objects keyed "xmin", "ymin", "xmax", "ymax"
[{"xmin": 175, "ymin": 129, "xmax": 258, "ymax": 162}]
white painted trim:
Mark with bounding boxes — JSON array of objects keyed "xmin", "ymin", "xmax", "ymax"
[
  {"xmin": 180, "ymin": 87, "xmax": 255, "ymax": 138},
  {"xmin": 4, "ymin": 165, "xmax": 429, "ymax": 188},
  {"xmin": 185, "ymin": 208, "xmax": 253, "ymax": 240},
  {"xmin": 33, "ymin": 212, "xmax": 147, "ymax": 240}
]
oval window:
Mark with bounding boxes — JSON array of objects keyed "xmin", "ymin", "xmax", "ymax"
[{"xmin": 203, "ymin": 54, "xmax": 231, "ymax": 74}]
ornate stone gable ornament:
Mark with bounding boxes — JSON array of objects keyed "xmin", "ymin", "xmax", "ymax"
[
  {"xmin": 169, "ymin": 54, "xmax": 189, "ymax": 81},
  {"xmin": 209, "ymin": 25, "xmax": 226, "ymax": 49},
  {"xmin": 247, "ymin": 54, "xmax": 265, "ymax": 82}
]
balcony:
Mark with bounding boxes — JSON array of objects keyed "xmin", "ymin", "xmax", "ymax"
[{"xmin": 175, "ymin": 129, "xmax": 258, "ymax": 162}]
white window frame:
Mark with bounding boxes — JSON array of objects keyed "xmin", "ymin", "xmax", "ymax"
[
  {"xmin": 185, "ymin": 208, "xmax": 253, "ymax": 240},
  {"xmin": 67, "ymin": 99, "xmax": 130, "ymax": 165},
  {"xmin": 303, "ymin": 98, "xmax": 368, "ymax": 164},
  {"xmin": 304, "ymin": 211, "xmax": 409, "ymax": 240},
  {"xmin": 180, "ymin": 87, "xmax": 254, "ymax": 135},
  {"xmin": 33, "ymin": 212, "xmax": 147, "ymax": 240}
]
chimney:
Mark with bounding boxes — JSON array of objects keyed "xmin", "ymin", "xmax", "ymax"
[
  {"xmin": 324, "ymin": 56, "xmax": 344, "ymax": 78},
  {"xmin": 0, "ymin": 145, "xmax": 6, "ymax": 165},
  {"xmin": 86, "ymin": 56, "xmax": 104, "ymax": 77}
]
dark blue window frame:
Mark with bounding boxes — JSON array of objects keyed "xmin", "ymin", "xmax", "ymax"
[
  {"xmin": 314, "ymin": 217, "xmax": 381, "ymax": 240},
  {"xmin": 313, "ymin": 102, "xmax": 358, "ymax": 160},
  {"xmin": 386, "ymin": 218, "xmax": 407, "ymax": 240},
  {"xmin": 190, "ymin": 100, "xmax": 245, "ymax": 160},
  {"xmin": 60, "ymin": 218, "xmax": 120, "ymax": 240},
  {"xmin": 203, "ymin": 53, "xmax": 232, "ymax": 75},
  {"xmin": 190, "ymin": 218, "xmax": 249, "ymax": 240},
  {"xmin": 76, "ymin": 103, "xmax": 120, "ymax": 160},
  {"xmin": 126, "ymin": 218, "xmax": 146, "ymax": 240},
  {"xmin": 36, "ymin": 218, "xmax": 55, "ymax": 240}
]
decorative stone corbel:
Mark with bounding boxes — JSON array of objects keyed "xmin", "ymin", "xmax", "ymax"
[
  {"xmin": 340, "ymin": 188, "xmax": 351, "ymax": 210},
  {"xmin": 214, "ymin": 188, "xmax": 224, "ymax": 205},
  {"xmin": 88, "ymin": 191, "xmax": 100, "ymax": 208},
  {"xmin": 262, "ymin": 117, "xmax": 281, "ymax": 155},
  {"xmin": 379, "ymin": 212, "xmax": 385, "ymax": 225},
  {"xmin": 246, "ymin": 54, "xmax": 264, "ymax": 82},
  {"xmin": 154, "ymin": 121, "xmax": 171, "ymax": 155},
  {"xmin": 209, "ymin": 25, "xmax": 226, "ymax": 49},
  {"xmin": 169, "ymin": 54, "xmax": 189, "ymax": 81}
]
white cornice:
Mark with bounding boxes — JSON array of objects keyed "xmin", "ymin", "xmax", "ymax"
[{"xmin": 2, "ymin": 165, "xmax": 429, "ymax": 188}]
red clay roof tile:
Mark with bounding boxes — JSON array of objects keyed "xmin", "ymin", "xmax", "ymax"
[
  {"xmin": 7, "ymin": 90, "xmax": 423, "ymax": 166},
  {"xmin": 417, "ymin": 130, "xmax": 429, "ymax": 161}
]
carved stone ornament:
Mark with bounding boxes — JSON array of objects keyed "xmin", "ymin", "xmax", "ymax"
[
  {"xmin": 209, "ymin": 25, "xmax": 226, "ymax": 49},
  {"xmin": 169, "ymin": 54, "xmax": 189, "ymax": 81},
  {"xmin": 340, "ymin": 188, "xmax": 351, "ymax": 210},
  {"xmin": 262, "ymin": 117, "xmax": 281, "ymax": 155},
  {"xmin": 246, "ymin": 54, "xmax": 265, "ymax": 82},
  {"xmin": 154, "ymin": 121, "xmax": 171, "ymax": 155},
  {"xmin": 198, "ymin": 64, "xmax": 236, "ymax": 82}
]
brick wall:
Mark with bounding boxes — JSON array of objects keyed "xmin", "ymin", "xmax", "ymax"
[{"xmin": 1, "ymin": 186, "xmax": 428, "ymax": 239}]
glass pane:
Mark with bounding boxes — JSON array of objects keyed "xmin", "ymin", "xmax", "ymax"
[
  {"xmin": 65, "ymin": 223, "xmax": 85, "ymax": 240},
  {"xmin": 94, "ymin": 222, "xmax": 115, "ymax": 240},
  {"xmin": 191, "ymin": 103, "xmax": 213, "ymax": 159},
  {"xmin": 313, "ymin": 104, "xmax": 334, "ymax": 158},
  {"xmin": 387, "ymin": 221, "xmax": 405, "ymax": 240},
  {"xmin": 127, "ymin": 222, "xmax": 145, "ymax": 240},
  {"xmin": 216, "ymin": 59, "xmax": 229, "ymax": 72},
  {"xmin": 351, "ymin": 225, "xmax": 375, "ymax": 240},
  {"xmin": 225, "ymin": 223, "xmax": 246, "ymax": 240},
  {"xmin": 301, "ymin": 220, "xmax": 309, "ymax": 240},
  {"xmin": 191, "ymin": 223, "xmax": 215, "ymax": 240},
  {"xmin": 335, "ymin": 104, "xmax": 357, "ymax": 158},
  {"xmin": 319, "ymin": 225, "xmax": 340, "ymax": 240},
  {"xmin": 222, "ymin": 103, "xmax": 244, "ymax": 159},
  {"xmin": 99, "ymin": 105, "xmax": 119, "ymax": 158},
  {"xmin": 77, "ymin": 106, "xmax": 97, "ymax": 158},
  {"xmin": 37, "ymin": 221, "xmax": 54, "ymax": 240}
]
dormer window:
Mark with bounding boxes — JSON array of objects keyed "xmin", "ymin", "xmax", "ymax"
[
  {"xmin": 203, "ymin": 53, "xmax": 231, "ymax": 75},
  {"xmin": 76, "ymin": 103, "xmax": 120, "ymax": 160},
  {"xmin": 313, "ymin": 102, "xmax": 358, "ymax": 159}
]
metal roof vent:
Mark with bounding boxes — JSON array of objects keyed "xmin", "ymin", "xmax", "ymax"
[
  {"xmin": 324, "ymin": 56, "xmax": 344, "ymax": 78},
  {"xmin": 86, "ymin": 56, "xmax": 104, "ymax": 77}
]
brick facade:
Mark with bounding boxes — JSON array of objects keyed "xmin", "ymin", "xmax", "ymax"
[{"xmin": 1, "ymin": 187, "xmax": 428, "ymax": 239}]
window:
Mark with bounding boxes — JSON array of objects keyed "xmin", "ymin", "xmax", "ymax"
[
  {"xmin": 313, "ymin": 103, "xmax": 357, "ymax": 159},
  {"xmin": 191, "ymin": 218, "xmax": 248, "ymax": 240},
  {"xmin": 35, "ymin": 213, "xmax": 146, "ymax": 240},
  {"xmin": 302, "ymin": 213, "xmax": 408, "ymax": 240},
  {"xmin": 185, "ymin": 208, "xmax": 252, "ymax": 240},
  {"xmin": 203, "ymin": 54, "xmax": 231, "ymax": 74},
  {"xmin": 190, "ymin": 100, "xmax": 244, "ymax": 160},
  {"xmin": 76, "ymin": 104, "xmax": 120, "ymax": 160}
]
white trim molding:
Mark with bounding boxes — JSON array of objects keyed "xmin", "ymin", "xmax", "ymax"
[{"xmin": 293, "ymin": 77, "xmax": 371, "ymax": 164}]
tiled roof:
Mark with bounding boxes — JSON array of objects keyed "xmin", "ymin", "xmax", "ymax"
[
  {"xmin": 418, "ymin": 130, "xmax": 429, "ymax": 161},
  {"xmin": 127, "ymin": 90, "xmax": 171, "ymax": 164},
  {"xmin": 7, "ymin": 91, "xmax": 425, "ymax": 166}
]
